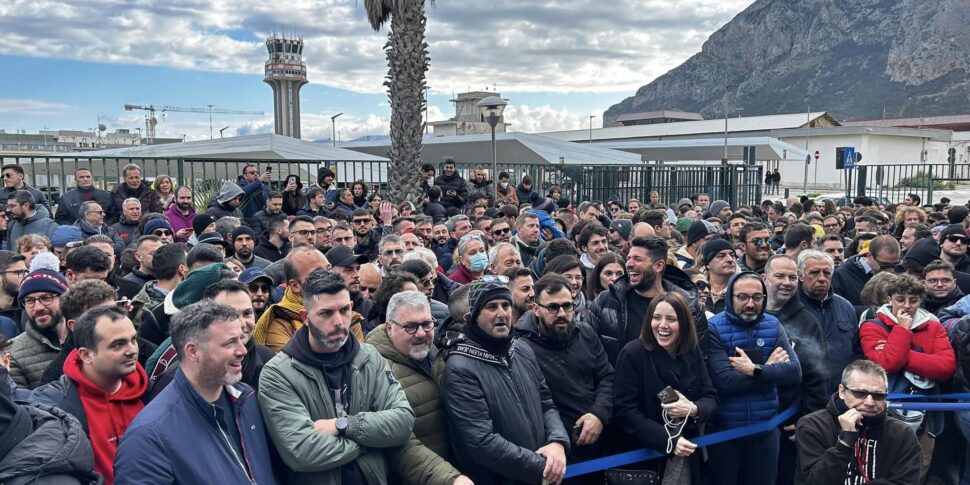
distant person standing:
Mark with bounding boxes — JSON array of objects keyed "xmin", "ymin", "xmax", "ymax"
[
  {"xmin": 0, "ymin": 164, "xmax": 52, "ymax": 217},
  {"xmin": 771, "ymin": 169, "xmax": 781, "ymax": 194},
  {"xmin": 56, "ymin": 167, "xmax": 115, "ymax": 225},
  {"xmin": 434, "ymin": 159, "xmax": 468, "ymax": 211},
  {"xmin": 237, "ymin": 164, "xmax": 271, "ymax": 220},
  {"xmin": 109, "ymin": 164, "xmax": 164, "ymax": 215}
]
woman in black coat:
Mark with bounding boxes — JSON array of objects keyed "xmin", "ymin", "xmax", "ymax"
[{"xmin": 613, "ymin": 291, "xmax": 717, "ymax": 485}]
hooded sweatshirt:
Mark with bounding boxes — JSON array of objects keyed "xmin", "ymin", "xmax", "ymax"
[
  {"xmin": 859, "ymin": 305, "xmax": 956, "ymax": 383},
  {"xmin": 63, "ymin": 348, "xmax": 147, "ymax": 484}
]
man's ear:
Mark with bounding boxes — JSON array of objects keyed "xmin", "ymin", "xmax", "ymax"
[{"xmin": 66, "ymin": 319, "xmax": 77, "ymax": 332}]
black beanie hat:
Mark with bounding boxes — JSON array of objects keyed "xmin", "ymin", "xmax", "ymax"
[
  {"xmin": 905, "ymin": 238, "xmax": 942, "ymax": 266},
  {"xmin": 686, "ymin": 220, "xmax": 717, "ymax": 246},
  {"xmin": 231, "ymin": 225, "xmax": 255, "ymax": 242},
  {"xmin": 702, "ymin": 238, "xmax": 736, "ymax": 266},
  {"xmin": 193, "ymin": 214, "xmax": 217, "ymax": 236}
]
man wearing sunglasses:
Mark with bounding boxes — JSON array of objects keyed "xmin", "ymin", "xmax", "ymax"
[
  {"xmin": 832, "ymin": 235, "xmax": 901, "ymax": 307},
  {"xmin": 364, "ymin": 291, "xmax": 472, "ymax": 485},
  {"xmin": 796, "ymin": 359, "xmax": 921, "ymax": 484},
  {"xmin": 738, "ymin": 222, "xmax": 771, "ymax": 275},
  {"xmin": 939, "ymin": 225, "xmax": 970, "ymax": 273},
  {"xmin": 514, "ymin": 273, "xmax": 614, "ymax": 469}
]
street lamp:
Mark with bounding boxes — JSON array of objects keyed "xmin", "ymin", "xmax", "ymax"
[
  {"xmin": 477, "ymin": 96, "xmax": 508, "ymax": 197},
  {"xmin": 219, "ymin": 126, "xmax": 230, "ymax": 139},
  {"xmin": 331, "ymin": 113, "xmax": 344, "ymax": 147}
]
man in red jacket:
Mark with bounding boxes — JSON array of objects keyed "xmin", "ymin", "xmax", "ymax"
[
  {"xmin": 858, "ymin": 273, "xmax": 956, "ymax": 478},
  {"xmin": 32, "ymin": 305, "xmax": 147, "ymax": 485}
]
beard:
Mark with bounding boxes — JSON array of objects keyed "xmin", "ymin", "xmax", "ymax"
[
  {"xmin": 29, "ymin": 309, "xmax": 63, "ymax": 332},
  {"xmin": 236, "ymin": 247, "xmax": 253, "ymax": 260},
  {"xmin": 540, "ymin": 315, "xmax": 573, "ymax": 342},
  {"xmin": 177, "ymin": 201, "xmax": 192, "ymax": 211},
  {"xmin": 309, "ymin": 323, "xmax": 349, "ymax": 351},
  {"xmin": 634, "ymin": 267, "xmax": 658, "ymax": 291},
  {"xmin": 2, "ymin": 278, "xmax": 18, "ymax": 298},
  {"xmin": 198, "ymin": 352, "xmax": 242, "ymax": 388}
]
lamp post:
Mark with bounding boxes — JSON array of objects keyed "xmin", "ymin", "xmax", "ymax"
[
  {"xmin": 588, "ymin": 115, "xmax": 597, "ymax": 143},
  {"xmin": 477, "ymin": 96, "xmax": 508, "ymax": 198},
  {"xmin": 219, "ymin": 126, "xmax": 230, "ymax": 139},
  {"xmin": 331, "ymin": 113, "xmax": 343, "ymax": 147}
]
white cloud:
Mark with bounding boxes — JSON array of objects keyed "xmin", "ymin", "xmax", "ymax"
[
  {"xmin": 0, "ymin": 99, "xmax": 71, "ymax": 114},
  {"xmin": 503, "ymin": 105, "xmax": 604, "ymax": 133},
  {"xmin": 0, "ymin": 0, "xmax": 754, "ymax": 95}
]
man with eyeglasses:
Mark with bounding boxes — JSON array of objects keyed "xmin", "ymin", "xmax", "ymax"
[
  {"xmin": 441, "ymin": 277, "xmax": 569, "ymax": 485},
  {"xmin": 377, "ymin": 235, "xmax": 405, "ymax": 275},
  {"xmin": 796, "ymin": 359, "xmax": 921, "ymax": 484},
  {"xmin": 75, "ymin": 201, "xmax": 122, "ymax": 256},
  {"xmin": 703, "ymin": 238, "xmax": 739, "ymax": 314},
  {"xmin": 352, "ymin": 204, "xmax": 395, "ymax": 262},
  {"xmin": 312, "ymin": 216, "xmax": 334, "ymax": 254},
  {"xmin": 5, "ymin": 268, "xmax": 69, "ymax": 389},
  {"xmin": 833, "ymin": 235, "xmax": 901, "ymax": 307},
  {"xmin": 239, "ymin": 267, "xmax": 275, "ymax": 321},
  {"xmin": 0, "ymin": 164, "xmax": 52, "ymax": 218},
  {"xmin": 738, "ymin": 222, "xmax": 771, "ymax": 275},
  {"xmin": 237, "ymin": 163, "xmax": 271, "ymax": 220},
  {"xmin": 56, "ymin": 167, "xmax": 115, "ymax": 226},
  {"xmin": 763, "ymin": 255, "xmax": 828, "ymax": 485},
  {"xmin": 706, "ymin": 272, "xmax": 801, "ymax": 485},
  {"xmin": 921, "ymin": 260, "xmax": 964, "ymax": 315},
  {"xmin": 514, "ymin": 272, "xmax": 614, "ymax": 471},
  {"xmin": 363, "ymin": 291, "xmax": 473, "ymax": 485},
  {"xmin": 259, "ymin": 270, "xmax": 412, "ymax": 483},
  {"xmin": 939, "ymin": 225, "xmax": 970, "ymax": 273},
  {"xmin": 858, "ymin": 274, "xmax": 955, "ymax": 475}
]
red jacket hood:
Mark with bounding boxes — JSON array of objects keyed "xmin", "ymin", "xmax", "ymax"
[{"xmin": 63, "ymin": 348, "xmax": 148, "ymax": 401}]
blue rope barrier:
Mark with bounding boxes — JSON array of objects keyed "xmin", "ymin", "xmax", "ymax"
[{"xmin": 564, "ymin": 405, "xmax": 800, "ymax": 478}]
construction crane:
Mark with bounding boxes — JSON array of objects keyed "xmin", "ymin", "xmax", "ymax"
[{"xmin": 124, "ymin": 104, "xmax": 265, "ymax": 143}]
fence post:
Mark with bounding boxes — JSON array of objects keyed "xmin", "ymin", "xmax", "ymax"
[
  {"xmin": 927, "ymin": 165, "xmax": 934, "ymax": 206},
  {"xmin": 177, "ymin": 159, "xmax": 185, "ymax": 190}
]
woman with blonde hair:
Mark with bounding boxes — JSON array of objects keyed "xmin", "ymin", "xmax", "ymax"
[{"xmin": 152, "ymin": 174, "xmax": 175, "ymax": 210}]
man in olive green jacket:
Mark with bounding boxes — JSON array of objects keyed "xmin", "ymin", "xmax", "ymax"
[
  {"xmin": 258, "ymin": 269, "xmax": 414, "ymax": 484},
  {"xmin": 366, "ymin": 291, "xmax": 472, "ymax": 485}
]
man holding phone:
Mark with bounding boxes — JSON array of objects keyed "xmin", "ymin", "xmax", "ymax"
[
  {"xmin": 237, "ymin": 163, "xmax": 271, "ymax": 220},
  {"xmin": 705, "ymin": 272, "xmax": 802, "ymax": 485}
]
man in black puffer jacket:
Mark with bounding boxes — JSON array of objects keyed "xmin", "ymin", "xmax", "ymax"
[
  {"xmin": 433, "ymin": 159, "xmax": 467, "ymax": 212},
  {"xmin": 0, "ymin": 368, "xmax": 100, "ymax": 484},
  {"xmin": 591, "ymin": 236, "xmax": 708, "ymax": 364},
  {"xmin": 440, "ymin": 278, "xmax": 570, "ymax": 485},
  {"xmin": 514, "ymin": 273, "xmax": 614, "ymax": 471}
]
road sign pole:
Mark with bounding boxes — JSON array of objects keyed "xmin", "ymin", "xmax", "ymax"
[{"xmin": 803, "ymin": 154, "xmax": 810, "ymax": 195}]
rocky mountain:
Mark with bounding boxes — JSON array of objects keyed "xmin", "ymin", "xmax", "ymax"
[{"xmin": 604, "ymin": 0, "xmax": 970, "ymax": 125}]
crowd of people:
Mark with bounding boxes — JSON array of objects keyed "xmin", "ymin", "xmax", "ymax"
[{"xmin": 1, "ymin": 158, "xmax": 970, "ymax": 485}]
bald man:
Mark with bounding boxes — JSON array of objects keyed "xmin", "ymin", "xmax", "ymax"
[
  {"xmin": 359, "ymin": 262, "xmax": 382, "ymax": 302},
  {"xmin": 632, "ymin": 222, "xmax": 656, "ymax": 239}
]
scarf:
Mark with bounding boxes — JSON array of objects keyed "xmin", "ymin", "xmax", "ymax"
[
  {"xmin": 252, "ymin": 287, "xmax": 303, "ymax": 346},
  {"xmin": 464, "ymin": 318, "xmax": 514, "ymax": 357}
]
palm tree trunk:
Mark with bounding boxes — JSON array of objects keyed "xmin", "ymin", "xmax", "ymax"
[{"xmin": 384, "ymin": 0, "xmax": 429, "ymax": 205}]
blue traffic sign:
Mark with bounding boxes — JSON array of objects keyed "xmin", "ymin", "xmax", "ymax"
[{"xmin": 844, "ymin": 147, "xmax": 856, "ymax": 170}]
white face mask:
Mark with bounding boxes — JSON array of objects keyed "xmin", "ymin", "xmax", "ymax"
[{"xmin": 501, "ymin": 182, "xmax": 509, "ymax": 189}]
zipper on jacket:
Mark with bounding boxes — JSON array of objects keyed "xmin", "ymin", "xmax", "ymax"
[{"xmin": 212, "ymin": 403, "xmax": 256, "ymax": 484}]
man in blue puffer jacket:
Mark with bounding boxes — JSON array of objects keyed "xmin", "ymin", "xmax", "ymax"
[{"xmin": 706, "ymin": 271, "xmax": 802, "ymax": 485}]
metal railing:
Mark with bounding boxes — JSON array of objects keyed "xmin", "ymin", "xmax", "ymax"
[
  {"xmin": 0, "ymin": 156, "xmax": 764, "ymax": 209},
  {"xmin": 847, "ymin": 163, "xmax": 970, "ymax": 205}
]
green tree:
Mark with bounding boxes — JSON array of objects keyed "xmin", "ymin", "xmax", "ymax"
[{"xmin": 365, "ymin": 0, "xmax": 431, "ymax": 204}]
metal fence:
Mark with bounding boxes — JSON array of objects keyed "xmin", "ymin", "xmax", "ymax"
[
  {"xmin": 0, "ymin": 156, "xmax": 763, "ymax": 209},
  {"xmin": 845, "ymin": 163, "xmax": 970, "ymax": 205}
]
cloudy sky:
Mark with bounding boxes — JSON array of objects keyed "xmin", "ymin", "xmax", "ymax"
[{"xmin": 0, "ymin": 0, "xmax": 753, "ymax": 142}]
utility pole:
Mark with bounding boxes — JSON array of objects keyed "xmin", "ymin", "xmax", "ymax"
[
  {"xmin": 804, "ymin": 107, "xmax": 810, "ymax": 194},
  {"xmin": 588, "ymin": 115, "xmax": 596, "ymax": 143}
]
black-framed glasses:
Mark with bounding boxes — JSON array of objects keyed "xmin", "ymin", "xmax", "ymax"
[
  {"xmin": 352, "ymin": 218, "xmax": 371, "ymax": 225},
  {"xmin": 946, "ymin": 235, "xmax": 969, "ymax": 245},
  {"xmin": 419, "ymin": 276, "xmax": 435, "ymax": 288},
  {"xmin": 153, "ymin": 230, "xmax": 173, "ymax": 236},
  {"xmin": 360, "ymin": 286, "xmax": 378, "ymax": 295},
  {"xmin": 536, "ymin": 301, "xmax": 575, "ymax": 314},
  {"xmin": 291, "ymin": 229, "xmax": 314, "ymax": 238},
  {"xmin": 734, "ymin": 293, "xmax": 764, "ymax": 304},
  {"xmin": 843, "ymin": 386, "xmax": 888, "ymax": 402},
  {"xmin": 23, "ymin": 294, "xmax": 57, "ymax": 308},
  {"xmin": 746, "ymin": 238, "xmax": 769, "ymax": 247},
  {"xmin": 874, "ymin": 257, "xmax": 899, "ymax": 268},
  {"xmin": 694, "ymin": 281, "xmax": 710, "ymax": 291},
  {"xmin": 391, "ymin": 320, "xmax": 435, "ymax": 334},
  {"xmin": 492, "ymin": 227, "xmax": 511, "ymax": 236},
  {"xmin": 1, "ymin": 269, "xmax": 27, "ymax": 277}
]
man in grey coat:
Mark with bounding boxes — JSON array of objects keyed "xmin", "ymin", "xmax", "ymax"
[{"xmin": 5, "ymin": 191, "xmax": 57, "ymax": 251}]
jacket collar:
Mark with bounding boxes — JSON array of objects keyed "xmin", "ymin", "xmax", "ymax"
[{"xmin": 172, "ymin": 367, "xmax": 251, "ymax": 423}]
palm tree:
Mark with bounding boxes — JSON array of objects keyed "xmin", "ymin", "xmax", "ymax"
[{"xmin": 365, "ymin": 0, "xmax": 432, "ymax": 205}]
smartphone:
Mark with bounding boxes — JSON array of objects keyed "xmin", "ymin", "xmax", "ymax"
[
  {"xmin": 740, "ymin": 348, "xmax": 765, "ymax": 364},
  {"xmin": 658, "ymin": 386, "xmax": 678, "ymax": 404},
  {"xmin": 572, "ymin": 422, "xmax": 584, "ymax": 441},
  {"xmin": 265, "ymin": 165, "xmax": 272, "ymax": 173}
]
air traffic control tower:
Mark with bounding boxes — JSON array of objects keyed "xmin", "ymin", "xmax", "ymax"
[{"xmin": 264, "ymin": 35, "xmax": 308, "ymax": 139}]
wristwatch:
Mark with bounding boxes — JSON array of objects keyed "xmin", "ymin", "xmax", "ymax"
[
  {"xmin": 752, "ymin": 364, "xmax": 763, "ymax": 377},
  {"xmin": 336, "ymin": 416, "xmax": 349, "ymax": 437}
]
